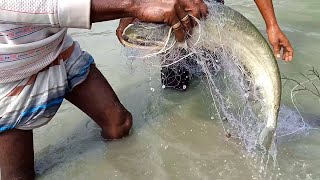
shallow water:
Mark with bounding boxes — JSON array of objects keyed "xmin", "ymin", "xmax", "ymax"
[{"xmin": 34, "ymin": 0, "xmax": 320, "ymax": 179}]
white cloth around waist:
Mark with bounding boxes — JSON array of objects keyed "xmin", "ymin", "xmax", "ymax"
[{"xmin": 0, "ymin": 31, "xmax": 76, "ymax": 83}]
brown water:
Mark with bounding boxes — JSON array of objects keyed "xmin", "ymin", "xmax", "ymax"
[{"xmin": 34, "ymin": 0, "xmax": 320, "ymax": 179}]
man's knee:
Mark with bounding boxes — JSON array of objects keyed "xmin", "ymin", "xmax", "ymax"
[{"xmin": 100, "ymin": 104, "xmax": 133, "ymax": 140}]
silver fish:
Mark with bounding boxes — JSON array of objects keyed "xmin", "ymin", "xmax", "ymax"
[{"xmin": 121, "ymin": 3, "xmax": 281, "ymax": 151}]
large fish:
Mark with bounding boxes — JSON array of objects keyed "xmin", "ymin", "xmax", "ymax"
[{"xmin": 120, "ymin": 2, "xmax": 281, "ymax": 151}]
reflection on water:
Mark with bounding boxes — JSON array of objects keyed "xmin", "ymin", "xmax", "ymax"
[{"xmin": 34, "ymin": 0, "xmax": 320, "ymax": 179}]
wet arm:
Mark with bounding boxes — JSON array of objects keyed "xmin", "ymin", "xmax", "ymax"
[
  {"xmin": 90, "ymin": 0, "xmax": 134, "ymax": 23},
  {"xmin": 254, "ymin": 0, "xmax": 279, "ymax": 29},
  {"xmin": 254, "ymin": 0, "xmax": 294, "ymax": 61},
  {"xmin": 0, "ymin": 0, "xmax": 134, "ymax": 28}
]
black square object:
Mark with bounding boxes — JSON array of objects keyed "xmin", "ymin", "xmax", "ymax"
[{"xmin": 161, "ymin": 65, "xmax": 190, "ymax": 91}]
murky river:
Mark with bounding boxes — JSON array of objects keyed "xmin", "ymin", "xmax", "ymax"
[{"xmin": 35, "ymin": 0, "xmax": 320, "ymax": 179}]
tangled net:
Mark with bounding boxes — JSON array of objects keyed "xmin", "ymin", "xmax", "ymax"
[
  {"xmin": 123, "ymin": 2, "xmax": 277, "ymax": 156},
  {"xmin": 121, "ymin": 4, "xmax": 320, "ymax": 178}
]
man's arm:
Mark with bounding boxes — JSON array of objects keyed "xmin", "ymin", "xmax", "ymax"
[
  {"xmin": 0, "ymin": 0, "xmax": 136, "ymax": 28},
  {"xmin": 0, "ymin": 0, "xmax": 208, "ymax": 42},
  {"xmin": 254, "ymin": 0, "xmax": 294, "ymax": 62},
  {"xmin": 254, "ymin": 0, "xmax": 278, "ymax": 28}
]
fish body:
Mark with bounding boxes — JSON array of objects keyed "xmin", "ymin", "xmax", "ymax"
[{"xmin": 122, "ymin": 3, "xmax": 281, "ymax": 150}]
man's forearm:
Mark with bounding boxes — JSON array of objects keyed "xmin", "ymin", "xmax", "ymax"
[
  {"xmin": 0, "ymin": 0, "xmax": 136, "ymax": 29},
  {"xmin": 254, "ymin": 0, "xmax": 279, "ymax": 28},
  {"xmin": 90, "ymin": 0, "xmax": 135, "ymax": 23}
]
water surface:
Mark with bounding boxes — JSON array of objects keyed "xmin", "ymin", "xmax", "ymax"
[{"xmin": 35, "ymin": 0, "xmax": 320, "ymax": 179}]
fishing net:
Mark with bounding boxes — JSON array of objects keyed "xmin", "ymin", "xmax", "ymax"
[
  {"xmin": 122, "ymin": 2, "xmax": 278, "ymax": 158},
  {"xmin": 278, "ymin": 69, "xmax": 320, "ymax": 138}
]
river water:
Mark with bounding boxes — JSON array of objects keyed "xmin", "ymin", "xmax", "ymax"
[{"xmin": 34, "ymin": 0, "xmax": 320, "ymax": 179}]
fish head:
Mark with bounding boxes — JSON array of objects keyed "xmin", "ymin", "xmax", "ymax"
[{"xmin": 121, "ymin": 23, "xmax": 174, "ymax": 50}]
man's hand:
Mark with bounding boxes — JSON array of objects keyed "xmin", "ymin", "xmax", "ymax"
[
  {"xmin": 116, "ymin": 18, "xmax": 136, "ymax": 45},
  {"xmin": 267, "ymin": 25, "xmax": 293, "ymax": 62},
  {"xmin": 254, "ymin": 0, "xmax": 294, "ymax": 62},
  {"xmin": 115, "ymin": 0, "xmax": 209, "ymax": 45}
]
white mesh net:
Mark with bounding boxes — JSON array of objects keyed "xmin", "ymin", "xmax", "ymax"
[{"xmin": 122, "ymin": 1, "xmax": 278, "ymax": 155}]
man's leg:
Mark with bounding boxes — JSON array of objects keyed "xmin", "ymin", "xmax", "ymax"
[
  {"xmin": 0, "ymin": 129, "xmax": 35, "ymax": 180},
  {"xmin": 65, "ymin": 65, "xmax": 132, "ymax": 140}
]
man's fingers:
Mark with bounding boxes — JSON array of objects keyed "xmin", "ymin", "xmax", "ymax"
[
  {"xmin": 116, "ymin": 18, "xmax": 135, "ymax": 45},
  {"xmin": 283, "ymin": 49, "xmax": 289, "ymax": 62},
  {"xmin": 281, "ymin": 40, "xmax": 294, "ymax": 61},
  {"xmin": 171, "ymin": 19, "xmax": 185, "ymax": 42},
  {"xmin": 273, "ymin": 43, "xmax": 281, "ymax": 59},
  {"xmin": 200, "ymin": 4, "xmax": 209, "ymax": 17},
  {"xmin": 116, "ymin": 28, "xmax": 124, "ymax": 45},
  {"xmin": 170, "ymin": 11, "xmax": 185, "ymax": 42},
  {"xmin": 288, "ymin": 47, "xmax": 294, "ymax": 61},
  {"xmin": 179, "ymin": 0, "xmax": 201, "ymax": 19},
  {"xmin": 194, "ymin": 0, "xmax": 209, "ymax": 18},
  {"xmin": 186, "ymin": 8, "xmax": 201, "ymax": 20},
  {"xmin": 175, "ymin": 3, "xmax": 192, "ymax": 32},
  {"xmin": 285, "ymin": 43, "xmax": 294, "ymax": 61}
]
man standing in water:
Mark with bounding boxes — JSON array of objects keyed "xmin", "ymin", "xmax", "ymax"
[
  {"xmin": 0, "ymin": 0, "xmax": 292, "ymax": 180},
  {"xmin": 117, "ymin": 0, "xmax": 294, "ymax": 90}
]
